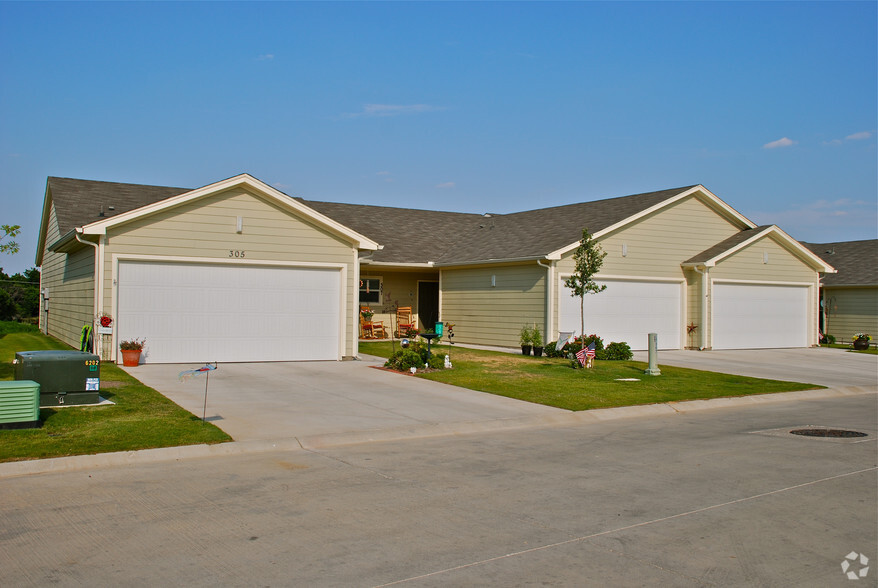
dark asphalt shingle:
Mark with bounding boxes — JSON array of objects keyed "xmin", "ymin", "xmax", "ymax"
[{"xmin": 803, "ymin": 240, "xmax": 878, "ymax": 286}]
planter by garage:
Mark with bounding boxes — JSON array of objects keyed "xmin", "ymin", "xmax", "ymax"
[
  {"xmin": 121, "ymin": 349, "xmax": 142, "ymax": 367},
  {"xmin": 521, "ymin": 345, "xmax": 532, "ymax": 356},
  {"xmin": 853, "ymin": 338, "xmax": 870, "ymax": 351},
  {"xmin": 533, "ymin": 346, "xmax": 544, "ymax": 357}
]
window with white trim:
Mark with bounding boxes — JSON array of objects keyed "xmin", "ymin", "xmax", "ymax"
[{"xmin": 359, "ymin": 277, "xmax": 382, "ymax": 304}]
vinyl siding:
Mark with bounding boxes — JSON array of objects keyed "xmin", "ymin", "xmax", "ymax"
[
  {"xmin": 554, "ymin": 195, "xmax": 742, "ymax": 340},
  {"xmin": 585, "ymin": 195, "xmax": 742, "ymax": 278},
  {"xmin": 101, "ymin": 187, "xmax": 359, "ymax": 358},
  {"xmin": 824, "ymin": 286, "xmax": 878, "ymax": 342},
  {"xmin": 359, "ymin": 269, "xmax": 440, "ymax": 335},
  {"xmin": 441, "ymin": 264, "xmax": 546, "ymax": 347},
  {"xmin": 39, "ymin": 201, "xmax": 95, "ymax": 348},
  {"xmin": 710, "ymin": 237, "xmax": 817, "ymax": 283}
]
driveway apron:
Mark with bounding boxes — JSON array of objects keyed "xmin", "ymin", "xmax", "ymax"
[
  {"xmin": 122, "ymin": 355, "xmax": 565, "ymax": 442},
  {"xmin": 631, "ymin": 347, "xmax": 878, "ymax": 388}
]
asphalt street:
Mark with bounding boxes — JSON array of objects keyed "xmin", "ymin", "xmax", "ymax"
[{"xmin": 1, "ymin": 393, "xmax": 875, "ymax": 587}]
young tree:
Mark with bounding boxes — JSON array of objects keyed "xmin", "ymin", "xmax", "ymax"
[
  {"xmin": 0, "ymin": 224, "xmax": 20, "ymax": 255},
  {"xmin": 564, "ymin": 228, "xmax": 607, "ymax": 349}
]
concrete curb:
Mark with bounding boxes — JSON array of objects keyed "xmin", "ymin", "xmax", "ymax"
[{"xmin": 1, "ymin": 386, "xmax": 874, "ymax": 478}]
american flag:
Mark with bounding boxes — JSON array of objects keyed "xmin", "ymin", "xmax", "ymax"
[{"xmin": 575, "ymin": 342, "xmax": 596, "ymax": 366}]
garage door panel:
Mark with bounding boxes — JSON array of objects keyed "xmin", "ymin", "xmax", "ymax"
[
  {"xmin": 712, "ymin": 283, "xmax": 808, "ymax": 349},
  {"xmin": 560, "ymin": 279, "xmax": 681, "ymax": 350},
  {"xmin": 118, "ymin": 261, "xmax": 340, "ymax": 363}
]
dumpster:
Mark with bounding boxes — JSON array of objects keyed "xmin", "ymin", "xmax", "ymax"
[
  {"xmin": 13, "ymin": 350, "xmax": 100, "ymax": 406},
  {"xmin": 0, "ymin": 380, "xmax": 40, "ymax": 429}
]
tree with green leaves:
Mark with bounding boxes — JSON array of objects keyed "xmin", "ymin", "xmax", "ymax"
[
  {"xmin": 1, "ymin": 224, "xmax": 20, "ymax": 255},
  {"xmin": 564, "ymin": 228, "xmax": 607, "ymax": 350}
]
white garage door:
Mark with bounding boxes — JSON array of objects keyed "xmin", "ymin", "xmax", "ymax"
[
  {"xmin": 559, "ymin": 279, "xmax": 682, "ymax": 350},
  {"xmin": 117, "ymin": 261, "xmax": 341, "ymax": 363},
  {"xmin": 712, "ymin": 282, "xmax": 808, "ymax": 349}
]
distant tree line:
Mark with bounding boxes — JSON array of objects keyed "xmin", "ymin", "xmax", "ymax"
[{"xmin": 0, "ymin": 267, "xmax": 40, "ymax": 321}]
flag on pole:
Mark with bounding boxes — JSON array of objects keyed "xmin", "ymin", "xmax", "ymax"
[
  {"xmin": 575, "ymin": 347, "xmax": 587, "ymax": 367},
  {"xmin": 586, "ymin": 342, "xmax": 596, "ymax": 358}
]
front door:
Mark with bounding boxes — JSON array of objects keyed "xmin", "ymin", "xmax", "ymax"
[{"xmin": 418, "ymin": 281, "xmax": 440, "ymax": 332}]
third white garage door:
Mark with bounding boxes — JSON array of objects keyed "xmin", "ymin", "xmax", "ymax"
[
  {"xmin": 559, "ymin": 278, "xmax": 682, "ymax": 350},
  {"xmin": 712, "ymin": 282, "xmax": 809, "ymax": 349},
  {"xmin": 116, "ymin": 261, "xmax": 341, "ymax": 363}
]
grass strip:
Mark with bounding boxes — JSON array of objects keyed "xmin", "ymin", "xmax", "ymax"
[
  {"xmin": 360, "ymin": 341, "xmax": 822, "ymax": 412},
  {"xmin": 1, "ymin": 324, "xmax": 231, "ymax": 463}
]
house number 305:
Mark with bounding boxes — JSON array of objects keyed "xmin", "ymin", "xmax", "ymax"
[{"xmin": 229, "ymin": 250, "xmax": 246, "ymax": 258}]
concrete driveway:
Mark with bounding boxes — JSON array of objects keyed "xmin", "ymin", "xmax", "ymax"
[
  {"xmin": 122, "ymin": 347, "xmax": 877, "ymax": 446},
  {"xmin": 632, "ymin": 346, "xmax": 878, "ymax": 389},
  {"xmin": 123, "ymin": 355, "xmax": 564, "ymax": 443}
]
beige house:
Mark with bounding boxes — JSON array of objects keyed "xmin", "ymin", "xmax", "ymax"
[
  {"xmin": 804, "ymin": 240, "xmax": 878, "ymax": 343},
  {"xmin": 36, "ymin": 175, "xmax": 834, "ymax": 363}
]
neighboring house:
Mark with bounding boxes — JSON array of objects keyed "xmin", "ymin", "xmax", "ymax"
[
  {"xmin": 804, "ymin": 240, "xmax": 878, "ymax": 343},
  {"xmin": 36, "ymin": 174, "xmax": 834, "ymax": 364}
]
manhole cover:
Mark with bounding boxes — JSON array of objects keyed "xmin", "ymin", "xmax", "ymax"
[{"xmin": 790, "ymin": 428, "xmax": 868, "ymax": 439}]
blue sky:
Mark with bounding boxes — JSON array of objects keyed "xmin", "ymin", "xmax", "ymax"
[{"xmin": 1, "ymin": 1, "xmax": 875, "ymax": 275}]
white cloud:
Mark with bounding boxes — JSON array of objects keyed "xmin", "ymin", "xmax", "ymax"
[
  {"xmin": 763, "ymin": 137, "xmax": 796, "ymax": 149},
  {"xmin": 257, "ymin": 54, "xmax": 274, "ymax": 61},
  {"xmin": 376, "ymin": 171, "xmax": 391, "ymax": 176},
  {"xmin": 823, "ymin": 139, "xmax": 843, "ymax": 146},
  {"xmin": 343, "ymin": 104, "xmax": 445, "ymax": 118},
  {"xmin": 749, "ymin": 197, "xmax": 877, "ymax": 240},
  {"xmin": 436, "ymin": 182, "xmax": 456, "ymax": 189},
  {"xmin": 845, "ymin": 131, "xmax": 872, "ymax": 141}
]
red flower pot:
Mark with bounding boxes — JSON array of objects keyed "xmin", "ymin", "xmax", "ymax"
[{"xmin": 121, "ymin": 349, "xmax": 142, "ymax": 367}]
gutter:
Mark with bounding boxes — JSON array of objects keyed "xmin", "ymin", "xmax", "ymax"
[
  {"xmin": 74, "ymin": 229, "xmax": 101, "ymax": 356},
  {"xmin": 692, "ymin": 265, "xmax": 708, "ymax": 350},
  {"xmin": 536, "ymin": 259, "xmax": 554, "ymax": 343}
]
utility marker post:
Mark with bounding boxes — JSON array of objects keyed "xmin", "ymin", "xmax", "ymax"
[{"xmin": 644, "ymin": 333, "xmax": 661, "ymax": 376}]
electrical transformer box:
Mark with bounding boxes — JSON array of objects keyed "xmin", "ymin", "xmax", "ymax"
[{"xmin": 13, "ymin": 350, "xmax": 100, "ymax": 407}]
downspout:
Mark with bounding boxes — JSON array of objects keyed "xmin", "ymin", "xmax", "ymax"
[
  {"xmin": 693, "ymin": 265, "xmax": 708, "ymax": 350},
  {"xmin": 74, "ymin": 229, "xmax": 100, "ymax": 355},
  {"xmin": 537, "ymin": 259, "xmax": 553, "ymax": 344}
]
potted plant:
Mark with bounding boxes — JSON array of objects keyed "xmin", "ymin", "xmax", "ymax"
[
  {"xmin": 532, "ymin": 325, "xmax": 544, "ymax": 357},
  {"xmin": 852, "ymin": 333, "xmax": 872, "ymax": 351},
  {"xmin": 519, "ymin": 325, "xmax": 533, "ymax": 355},
  {"xmin": 361, "ymin": 309, "xmax": 374, "ymax": 322},
  {"xmin": 120, "ymin": 338, "xmax": 145, "ymax": 366}
]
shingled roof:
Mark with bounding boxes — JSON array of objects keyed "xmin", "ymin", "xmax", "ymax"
[
  {"xmin": 803, "ymin": 239, "xmax": 878, "ymax": 287},
  {"xmin": 304, "ymin": 186, "xmax": 698, "ymax": 265},
  {"xmin": 41, "ymin": 177, "xmax": 719, "ymax": 266},
  {"xmin": 47, "ymin": 177, "xmax": 189, "ymax": 236},
  {"xmin": 683, "ymin": 225, "xmax": 775, "ymax": 265}
]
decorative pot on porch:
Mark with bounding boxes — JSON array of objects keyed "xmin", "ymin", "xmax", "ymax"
[{"xmin": 852, "ymin": 336, "xmax": 871, "ymax": 351}]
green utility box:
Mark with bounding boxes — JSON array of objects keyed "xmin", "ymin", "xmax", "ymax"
[
  {"xmin": 0, "ymin": 380, "xmax": 40, "ymax": 429},
  {"xmin": 13, "ymin": 350, "xmax": 100, "ymax": 407}
]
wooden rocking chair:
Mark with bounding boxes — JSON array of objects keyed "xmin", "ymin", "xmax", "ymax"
[
  {"xmin": 395, "ymin": 306, "xmax": 416, "ymax": 337},
  {"xmin": 360, "ymin": 307, "xmax": 386, "ymax": 339}
]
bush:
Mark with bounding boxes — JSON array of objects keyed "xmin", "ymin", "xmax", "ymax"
[
  {"xmin": 820, "ymin": 334, "xmax": 836, "ymax": 344},
  {"xmin": 546, "ymin": 335, "xmax": 630, "ymax": 361},
  {"xmin": 384, "ymin": 340, "xmax": 446, "ymax": 371},
  {"xmin": 546, "ymin": 334, "xmax": 604, "ymax": 358},
  {"xmin": 385, "ymin": 349, "xmax": 424, "ymax": 371},
  {"xmin": 603, "ymin": 341, "xmax": 633, "ymax": 360}
]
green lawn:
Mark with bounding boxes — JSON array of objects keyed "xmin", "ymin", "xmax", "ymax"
[
  {"xmin": 0, "ymin": 324, "xmax": 231, "ymax": 463},
  {"xmin": 360, "ymin": 341, "xmax": 823, "ymax": 411},
  {"xmin": 820, "ymin": 343, "xmax": 877, "ymax": 355}
]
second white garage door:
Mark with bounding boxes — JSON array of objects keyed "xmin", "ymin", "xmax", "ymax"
[
  {"xmin": 559, "ymin": 278, "xmax": 682, "ymax": 350},
  {"xmin": 117, "ymin": 261, "xmax": 342, "ymax": 363},
  {"xmin": 712, "ymin": 282, "xmax": 809, "ymax": 349}
]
